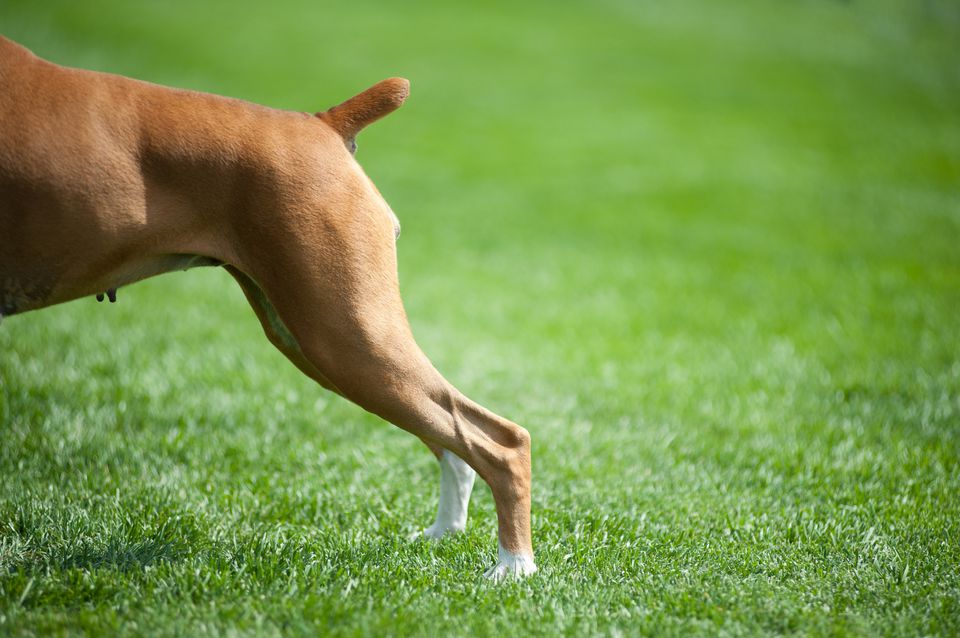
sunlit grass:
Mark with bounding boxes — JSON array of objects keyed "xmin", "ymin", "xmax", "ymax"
[{"xmin": 1, "ymin": 0, "xmax": 959, "ymax": 635}]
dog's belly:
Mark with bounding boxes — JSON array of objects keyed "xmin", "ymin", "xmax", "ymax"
[
  {"xmin": 97, "ymin": 253, "xmax": 224, "ymax": 292},
  {"xmin": 0, "ymin": 254, "xmax": 222, "ymax": 317}
]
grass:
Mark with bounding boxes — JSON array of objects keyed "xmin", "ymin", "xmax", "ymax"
[{"xmin": 1, "ymin": 0, "xmax": 959, "ymax": 635}]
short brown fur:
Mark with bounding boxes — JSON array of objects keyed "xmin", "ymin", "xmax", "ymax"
[{"xmin": 0, "ymin": 36, "xmax": 534, "ymax": 575}]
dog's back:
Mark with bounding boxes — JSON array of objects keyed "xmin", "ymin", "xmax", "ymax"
[{"xmin": 0, "ymin": 36, "xmax": 342, "ymax": 315}]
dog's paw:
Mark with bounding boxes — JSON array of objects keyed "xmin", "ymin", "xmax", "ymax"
[
  {"xmin": 409, "ymin": 523, "xmax": 464, "ymax": 541},
  {"xmin": 483, "ymin": 544, "xmax": 538, "ymax": 582}
]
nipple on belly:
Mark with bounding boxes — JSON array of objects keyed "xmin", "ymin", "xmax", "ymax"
[{"xmin": 96, "ymin": 288, "xmax": 118, "ymax": 303}]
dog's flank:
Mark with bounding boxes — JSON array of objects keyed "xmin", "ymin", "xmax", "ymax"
[{"xmin": 0, "ymin": 35, "xmax": 536, "ymax": 579}]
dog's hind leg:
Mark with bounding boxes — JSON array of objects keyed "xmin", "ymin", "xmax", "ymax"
[
  {"xmin": 226, "ymin": 266, "xmax": 343, "ymax": 395},
  {"xmin": 230, "ymin": 198, "xmax": 535, "ymax": 579},
  {"xmin": 231, "ymin": 266, "xmax": 481, "ymax": 547}
]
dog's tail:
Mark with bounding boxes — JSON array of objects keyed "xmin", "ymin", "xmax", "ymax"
[{"xmin": 317, "ymin": 78, "xmax": 410, "ymax": 152}]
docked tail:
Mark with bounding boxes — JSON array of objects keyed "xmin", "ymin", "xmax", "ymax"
[{"xmin": 317, "ymin": 78, "xmax": 410, "ymax": 153}]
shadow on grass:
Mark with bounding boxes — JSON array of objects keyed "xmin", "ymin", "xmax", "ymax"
[
  {"xmin": 48, "ymin": 535, "xmax": 190, "ymax": 573},
  {"xmin": 0, "ymin": 524, "xmax": 197, "ymax": 611},
  {"xmin": 1, "ymin": 501, "xmax": 205, "ymax": 576}
]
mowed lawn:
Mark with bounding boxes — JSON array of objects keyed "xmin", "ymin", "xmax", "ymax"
[{"xmin": 1, "ymin": 0, "xmax": 959, "ymax": 635}]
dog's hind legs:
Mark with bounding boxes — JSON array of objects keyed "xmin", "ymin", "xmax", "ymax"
[
  {"xmin": 230, "ymin": 268, "xmax": 480, "ymax": 545},
  {"xmin": 230, "ymin": 265, "xmax": 481, "ymax": 548},
  {"xmin": 231, "ymin": 219, "xmax": 535, "ymax": 579}
]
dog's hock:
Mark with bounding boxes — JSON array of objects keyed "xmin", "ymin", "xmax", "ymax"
[{"xmin": 317, "ymin": 77, "xmax": 410, "ymax": 153}]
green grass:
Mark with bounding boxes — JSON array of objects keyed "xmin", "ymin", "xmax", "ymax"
[{"xmin": 1, "ymin": 0, "xmax": 959, "ymax": 635}]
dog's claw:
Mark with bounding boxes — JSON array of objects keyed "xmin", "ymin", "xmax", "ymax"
[{"xmin": 96, "ymin": 293, "xmax": 104, "ymax": 302}]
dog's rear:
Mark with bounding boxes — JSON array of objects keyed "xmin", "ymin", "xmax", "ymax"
[{"xmin": 0, "ymin": 36, "xmax": 536, "ymax": 579}]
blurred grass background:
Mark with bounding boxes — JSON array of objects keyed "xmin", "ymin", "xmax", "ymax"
[{"xmin": 1, "ymin": 0, "xmax": 959, "ymax": 635}]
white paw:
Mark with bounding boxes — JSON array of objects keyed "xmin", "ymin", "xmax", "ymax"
[
  {"xmin": 409, "ymin": 523, "xmax": 464, "ymax": 541},
  {"xmin": 483, "ymin": 543, "xmax": 538, "ymax": 582}
]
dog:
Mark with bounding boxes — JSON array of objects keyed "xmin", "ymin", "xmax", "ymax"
[{"xmin": 0, "ymin": 36, "xmax": 536, "ymax": 580}]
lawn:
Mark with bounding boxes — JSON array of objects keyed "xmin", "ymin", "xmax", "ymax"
[{"xmin": 1, "ymin": 0, "xmax": 959, "ymax": 635}]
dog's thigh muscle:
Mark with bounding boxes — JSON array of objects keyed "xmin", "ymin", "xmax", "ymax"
[{"xmin": 226, "ymin": 265, "xmax": 342, "ymax": 395}]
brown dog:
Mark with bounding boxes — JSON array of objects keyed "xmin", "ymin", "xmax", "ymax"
[{"xmin": 0, "ymin": 36, "xmax": 536, "ymax": 580}]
